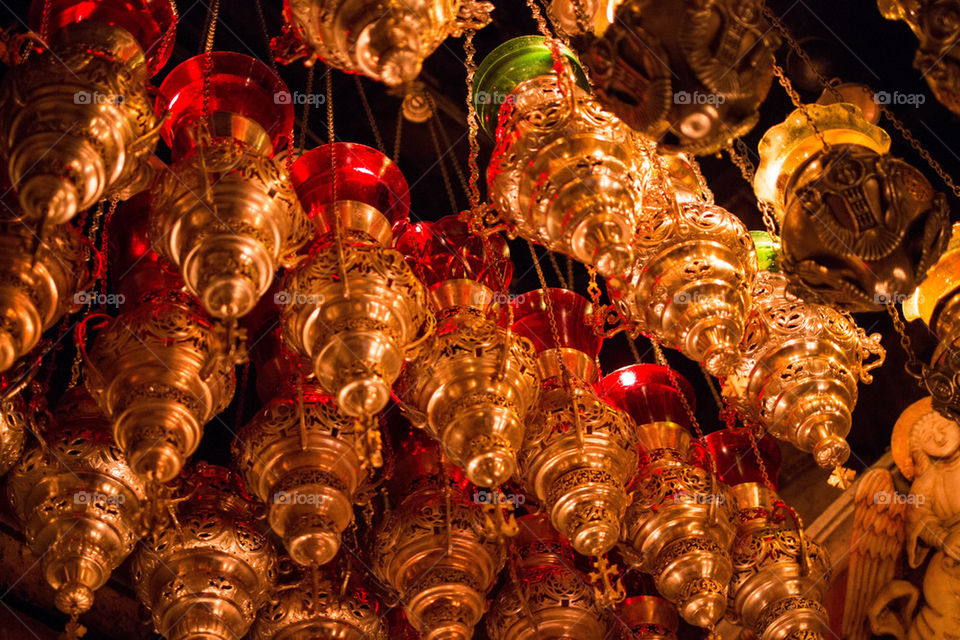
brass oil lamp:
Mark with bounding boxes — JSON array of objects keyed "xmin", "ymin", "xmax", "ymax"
[
  {"xmin": 699, "ymin": 429, "xmax": 832, "ymax": 640},
  {"xmin": 372, "ymin": 427, "xmax": 505, "ymax": 640},
  {"xmin": 477, "ymin": 36, "xmax": 647, "ymax": 279},
  {"xmin": 574, "ymin": 0, "xmax": 777, "ymax": 154},
  {"xmin": 233, "ymin": 313, "xmax": 373, "ymax": 567},
  {"xmin": 0, "ymin": 371, "xmax": 30, "ymax": 476},
  {"xmin": 80, "ymin": 195, "xmax": 236, "ymax": 482},
  {"xmin": 880, "ymin": 0, "xmax": 960, "ymax": 115},
  {"xmin": 251, "ymin": 562, "xmax": 387, "ymax": 640},
  {"xmin": 6, "ymin": 386, "xmax": 147, "ymax": 618},
  {"xmin": 275, "ymin": 0, "xmax": 490, "ymax": 87},
  {"xmin": 150, "ymin": 52, "xmax": 310, "ymax": 320},
  {"xmin": 618, "ymin": 594, "xmax": 680, "ymax": 640},
  {"xmin": 725, "ymin": 234, "xmax": 886, "ymax": 471},
  {"xmin": 600, "ymin": 364, "xmax": 737, "ymax": 632},
  {"xmin": 511, "ymin": 288, "xmax": 638, "ymax": 558},
  {"xmin": 132, "ymin": 463, "xmax": 279, "ymax": 640},
  {"xmin": 486, "ymin": 514, "xmax": 610, "ymax": 639},
  {"xmin": 280, "ymin": 143, "xmax": 431, "ymax": 417},
  {"xmin": 0, "ymin": 212, "xmax": 94, "ymax": 373},
  {"xmin": 611, "ymin": 152, "xmax": 757, "ymax": 377},
  {"xmin": 904, "ymin": 222, "xmax": 960, "ymax": 419},
  {"xmin": 754, "ymin": 102, "xmax": 951, "ymax": 311},
  {"xmin": 396, "ymin": 215, "xmax": 540, "ymax": 487},
  {"xmin": 0, "ymin": 0, "xmax": 176, "ymax": 224}
]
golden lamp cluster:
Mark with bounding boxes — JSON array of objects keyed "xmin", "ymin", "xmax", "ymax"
[{"xmin": 4, "ymin": 0, "xmax": 960, "ymax": 639}]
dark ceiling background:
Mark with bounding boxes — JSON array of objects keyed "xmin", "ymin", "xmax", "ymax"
[{"xmin": 0, "ymin": 1, "xmax": 955, "ymax": 638}]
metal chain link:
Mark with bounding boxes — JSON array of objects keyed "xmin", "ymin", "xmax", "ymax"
[
  {"xmin": 771, "ymin": 61, "xmax": 830, "ymax": 150},
  {"xmin": 726, "ymin": 139, "xmax": 780, "ymax": 238},
  {"xmin": 685, "ymin": 153, "xmax": 714, "ymax": 204},
  {"xmin": 297, "ymin": 64, "xmax": 315, "ymax": 151},
  {"xmin": 463, "ymin": 29, "xmax": 483, "ymax": 211},
  {"xmin": 354, "ymin": 75, "xmax": 387, "ymax": 154},
  {"xmin": 877, "ymin": 103, "xmax": 960, "ymax": 198},
  {"xmin": 885, "ymin": 301, "xmax": 925, "ymax": 381},
  {"xmin": 429, "ymin": 117, "xmax": 460, "ymax": 217},
  {"xmin": 392, "ymin": 106, "xmax": 404, "ymax": 164},
  {"xmin": 254, "ymin": 0, "xmax": 278, "ymax": 73},
  {"xmin": 547, "ymin": 252, "xmax": 569, "ymax": 289}
]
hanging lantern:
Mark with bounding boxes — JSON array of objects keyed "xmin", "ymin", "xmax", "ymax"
[
  {"xmin": 511, "ymin": 288, "xmax": 638, "ymax": 557},
  {"xmin": 132, "ymin": 463, "xmax": 279, "ymax": 640},
  {"xmin": 150, "ymin": 52, "xmax": 310, "ymax": 320},
  {"xmin": 487, "ymin": 514, "xmax": 610, "ymax": 639},
  {"xmin": 6, "ymin": 386, "xmax": 146, "ymax": 617},
  {"xmin": 725, "ymin": 238, "xmax": 886, "ymax": 470},
  {"xmin": 233, "ymin": 319, "xmax": 373, "ymax": 567},
  {"xmin": 699, "ymin": 429, "xmax": 832, "ymax": 640},
  {"xmin": 879, "ymin": 0, "xmax": 960, "ymax": 115},
  {"xmin": 0, "ymin": 0, "xmax": 176, "ymax": 224},
  {"xmin": 79, "ymin": 196, "xmax": 235, "ymax": 482},
  {"xmin": 754, "ymin": 102, "xmax": 951, "ymax": 311},
  {"xmin": 279, "ymin": 143, "xmax": 431, "ymax": 417},
  {"xmin": 611, "ymin": 154, "xmax": 757, "ymax": 377},
  {"xmin": 600, "ymin": 364, "xmax": 737, "ymax": 631},
  {"xmin": 573, "ymin": 0, "xmax": 777, "ymax": 154},
  {"xmin": 904, "ymin": 222, "xmax": 960, "ymax": 419},
  {"xmin": 478, "ymin": 36, "xmax": 647, "ymax": 279},
  {"xmin": 396, "ymin": 216, "xmax": 540, "ymax": 488},
  {"xmin": 274, "ymin": 0, "xmax": 491, "ymax": 86},
  {"xmin": 0, "ymin": 373, "xmax": 29, "ymax": 476},
  {"xmin": 618, "ymin": 594, "xmax": 679, "ymax": 640},
  {"xmin": 0, "ymin": 215, "xmax": 93, "ymax": 373},
  {"xmin": 372, "ymin": 428, "xmax": 504, "ymax": 640},
  {"xmin": 251, "ymin": 563, "xmax": 387, "ymax": 640}
]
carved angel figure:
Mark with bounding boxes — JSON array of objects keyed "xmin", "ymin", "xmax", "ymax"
[{"xmin": 842, "ymin": 397, "xmax": 960, "ymax": 640}]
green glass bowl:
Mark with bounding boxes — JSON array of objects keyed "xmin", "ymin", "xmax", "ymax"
[
  {"xmin": 473, "ymin": 35, "xmax": 589, "ymax": 139},
  {"xmin": 750, "ymin": 230, "xmax": 780, "ymax": 272}
]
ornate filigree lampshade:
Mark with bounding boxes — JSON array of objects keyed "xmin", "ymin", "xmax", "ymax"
[
  {"xmin": 600, "ymin": 364, "xmax": 737, "ymax": 632},
  {"xmin": 755, "ymin": 102, "xmax": 951, "ymax": 311},
  {"xmin": 397, "ymin": 215, "xmax": 540, "ymax": 487},
  {"xmin": 251, "ymin": 563, "xmax": 387, "ymax": 640},
  {"xmin": 487, "ymin": 514, "xmax": 610, "ymax": 639},
  {"xmin": 132, "ymin": 463, "xmax": 279, "ymax": 640},
  {"xmin": 618, "ymin": 594, "xmax": 680, "ymax": 640},
  {"xmin": 233, "ymin": 315, "xmax": 372, "ymax": 567},
  {"xmin": 280, "ymin": 142, "xmax": 431, "ymax": 417},
  {"xmin": 512, "ymin": 288, "xmax": 638, "ymax": 557},
  {"xmin": 0, "ymin": 0, "xmax": 176, "ymax": 224},
  {"xmin": 275, "ymin": 0, "xmax": 488, "ymax": 86},
  {"xmin": 80, "ymin": 196, "xmax": 235, "ymax": 482},
  {"xmin": 7, "ymin": 387, "xmax": 146, "ymax": 617},
  {"xmin": 699, "ymin": 429, "xmax": 832, "ymax": 640},
  {"xmin": 612, "ymin": 155, "xmax": 757, "ymax": 376},
  {"xmin": 479, "ymin": 36, "xmax": 646, "ymax": 279},
  {"xmin": 574, "ymin": 0, "xmax": 777, "ymax": 154},
  {"xmin": 150, "ymin": 51, "xmax": 310, "ymax": 320},
  {"xmin": 372, "ymin": 427, "xmax": 505, "ymax": 640},
  {"xmin": 725, "ymin": 236, "xmax": 885, "ymax": 470}
]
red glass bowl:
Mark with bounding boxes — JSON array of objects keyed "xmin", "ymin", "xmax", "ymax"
[
  {"xmin": 32, "ymin": 0, "xmax": 177, "ymax": 76},
  {"xmin": 157, "ymin": 51, "xmax": 293, "ymax": 156},
  {"xmin": 396, "ymin": 215, "xmax": 511, "ymax": 291},
  {"xmin": 598, "ymin": 364, "xmax": 695, "ymax": 429},
  {"xmin": 290, "ymin": 143, "xmax": 410, "ymax": 229},
  {"xmin": 695, "ymin": 429, "xmax": 782, "ymax": 490},
  {"xmin": 510, "ymin": 288, "xmax": 601, "ymax": 357}
]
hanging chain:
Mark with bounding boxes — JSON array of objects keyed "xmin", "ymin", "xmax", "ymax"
[
  {"xmin": 200, "ymin": 0, "xmax": 220, "ymax": 132},
  {"xmin": 726, "ymin": 139, "xmax": 780, "ymax": 238},
  {"xmin": 433, "ymin": 102, "xmax": 471, "ymax": 197},
  {"xmin": 770, "ymin": 62, "xmax": 830, "ymax": 150},
  {"xmin": 547, "ymin": 252, "xmax": 569, "ymax": 289},
  {"xmin": 886, "ymin": 301, "xmax": 925, "ymax": 381},
  {"xmin": 463, "ymin": 28, "xmax": 483, "ymax": 212},
  {"xmin": 254, "ymin": 0, "xmax": 279, "ymax": 73},
  {"xmin": 354, "ymin": 75, "xmax": 387, "ymax": 154},
  {"xmin": 202, "ymin": 0, "xmax": 220, "ymax": 54},
  {"xmin": 392, "ymin": 105, "xmax": 404, "ymax": 163},
  {"xmin": 763, "ymin": 6, "xmax": 843, "ymax": 103},
  {"xmin": 744, "ymin": 427, "xmax": 776, "ymax": 492},
  {"xmin": 297, "ymin": 64, "xmax": 315, "ymax": 151},
  {"xmin": 685, "ymin": 153, "xmax": 714, "ymax": 203},
  {"xmin": 877, "ymin": 104, "xmax": 960, "ymax": 198},
  {"xmin": 700, "ymin": 365, "xmax": 724, "ymax": 411},
  {"xmin": 428, "ymin": 117, "xmax": 460, "ymax": 216}
]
